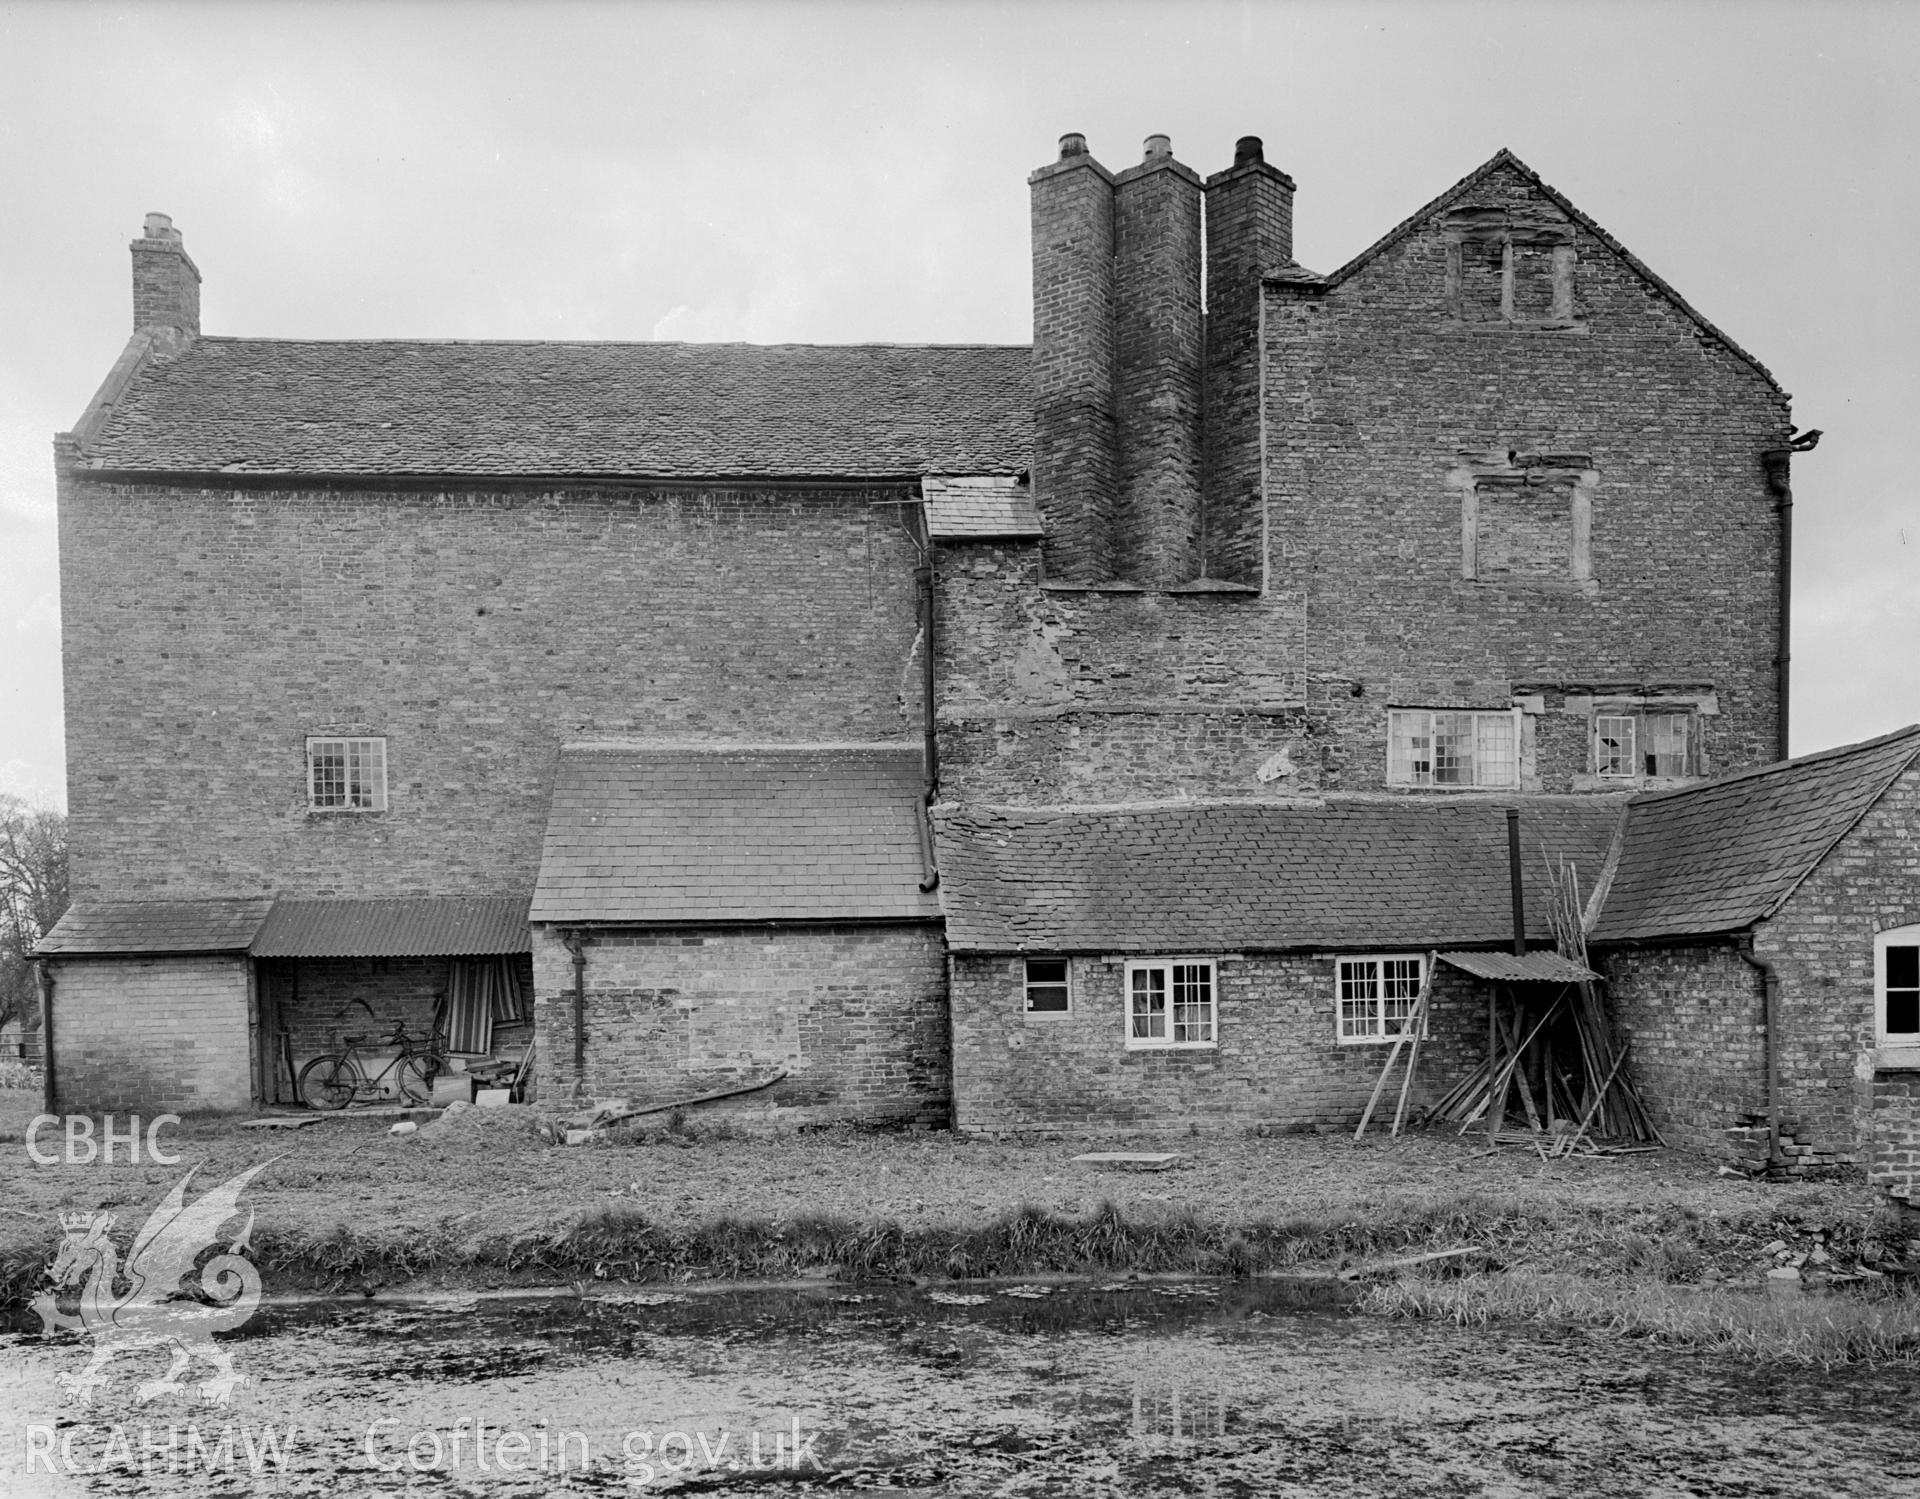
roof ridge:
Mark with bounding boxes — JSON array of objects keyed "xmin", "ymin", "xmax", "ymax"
[
  {"xmin": 1309, "ymin": 147, "xmax": 1785, "ymax": 394},
  {"xmin": 1627, "ymin": 724, "xmax": 1920, "ymax": 806},
  {"xmin": 190, "ymin": 335, "xmax": 1033, "ymax": 353}
]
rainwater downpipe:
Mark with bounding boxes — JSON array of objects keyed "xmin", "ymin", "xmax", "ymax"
[
  {"xmin": 37, "ymin": 960, "xmax": 56, "ymax": 1118},
  {"xmin": 1762, "ymin": 435, "xmax": 1818, "ymax": 764},
  {"xmin": 1737, "ymin": 941, "xmax": 1785, "ymax": 1168},
  {"xmin": 561, "ymin": 929, "xmax": 589, "ymax": 1082},
  {"xmin": 1506, "ymin": 809, "xmax": 1527, "ymax": 958},
  {"xmin": 910, "ymin": 497, "xmax": 940, "ymax": 892}
]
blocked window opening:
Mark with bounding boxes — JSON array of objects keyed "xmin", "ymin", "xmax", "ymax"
[
  {"xmin": 1594, "ymin": 711, "xmax": 1694, "ymax": 779},
  {"xmin": 1878, "ymin": 926, "xmax": 1920, "ymax": 1043},
  {"xmin": 1125, "ymin": 960, "xmax": 1216, "ymax": 1049},
  {"xmin": 1024, "ymin": 957, "xmax": 1071, "ymax": 1013},
  {"xmin": 307, "ymin": 736, "xmax": 386, "ymax": 812},
  {"xmin": 1445, "ymin": 205, "xmax": 1577, "ymax": 325},
  {"xmin": 1387, "ymin": 709, "xmax": 1520, "ymax": 790},
  {"xmin": 1453, "ymin": 450, "xmax": 1595, "ymax": 586},
  {"xmin": 1337, "ymin": 955, "xmax": 1427, "ymax": 1044}
]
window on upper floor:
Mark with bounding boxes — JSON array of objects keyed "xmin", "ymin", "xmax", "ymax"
[
  {"xmin": 1878, "ymin": 925, "xmax": 1920, "ymax": 1045},
  {"xmin": 1451, "ymin": 450, "xmax": 1596, "ymax": 588},
  {"xmin": 1125, "ymin": 959, "xmax": 1216, "ymax": 1049},
  {"xmin": 1593, "ymin": 711, "xmax": 1695, "ymax": 780},
  {"xmin": 1024, "ymin": 957, "xmax": 1071, "ymax": 1014},
  {"xmin": 1336, "ymin": 955, "xmax": 1428, "ymax": 1044},
  {"xmin": 307, "ymin": 736, "xmax": 387, "ymax": 812},
  {"xmin": 1444, "ymin": 204, "xmax": 1578, "ymax": 326},
  {"xmin": 1387, "ymin": 709, "xmax": 1520, "ymax": 790}
]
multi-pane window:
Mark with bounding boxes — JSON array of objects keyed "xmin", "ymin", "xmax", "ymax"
[
  {"xmin": 1387, "ymin": 710, "xmax": 1519, "ymax": 789},
  {"xmin": 1594, "ymin": 712, "xmax": 1692, "ymax": 779},
  {"xmin": 1125, "ymin": 960, "xmax": 1216, "ymax": 1049},
  {"xmin": 1023, "ymin": 958, "xmax": 1071, "ymax": 1013},
  {"xmin": 1337, "ymin": 956, "xmax": 1426, "ymax": 1044},
  {"xmin": 307, "ymin": 736, "xmax": 387, "ymax": 812},
  {"xmin": 1878, "ymin": 926, "xmax": 1920, "ymax": 1043}
]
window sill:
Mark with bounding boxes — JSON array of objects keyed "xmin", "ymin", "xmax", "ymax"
[
  {"xmin": 1466, "ymin": 577, "xmax": 1599, "ymax": 597},
  {"xmin": 1570, "ymin": 773, "xmax": 1697, "ymax": 793},
  {"xmin": 1123, "ymin": 1041, "xmax": 1218, "ymax": 1053},
  {"xmin": 1438, "ymin": 318, "xmax": 1588, "ymax": 335},
  {"xmin": 1872, "ymin": 1044, "xmax": 1920, "ymax": 1072}
]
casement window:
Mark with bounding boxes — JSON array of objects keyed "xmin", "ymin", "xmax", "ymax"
[
  {"xmin": 1387, "ymin": 709, "xmax": 1520, "ymax": 790},
  {"xmin": 1124, "ymin": 959, "xmax": 1216, "ymax": 1050},
  {"xmin": 1877, "ymin": 925, "xmax": 1920, "ymax": 1044},
  {"xmin": 1594, "ymin": 711, "xmax": 1694, "ymax": 779},
  {"xmin": 306, "ymin": 736, "xmax": 387, "ymax": 812},
  {"xmin": 1023, "ymin": 957, "xmax": 1071, "ymax": 1014},
  {"xmin": 1337, "ymin": 955, "xmax": 1427, "ymax": 1044}
]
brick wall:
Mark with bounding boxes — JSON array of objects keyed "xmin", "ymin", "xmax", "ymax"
[
  {"xmin": 1602, "ymin": 942, "xmax": 1765, "ymax": 1154},
  {"xmin": 950, "ymin": 951, "xmax": 1485, "ymax": 1134},
  {"xmin": 530, "ymin": 923, "xmax": 949, "ymax": 1127},
  {"xmin": 1869, "ymin": 1068, "xmax": 1920, "ymax": 1201},
  {"xmin": 1756, "ymin": 759, "xmax": 1920, "ymax": 1155},
  {"xmin": 47, "ymin": 955, "xmax": 252, "ymax": 1113},
  {"xmin": 57, "ymin": 478, "xmax": 923, "ymax": 902},
  {"xmin": 1261, "ymin": 161, "xmax": 1788, "ymax": 788}
]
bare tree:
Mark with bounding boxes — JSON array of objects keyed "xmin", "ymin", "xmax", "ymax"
[{"xmin": 0, "ymin": 796, "xmax": 68, "ymax": 1056}]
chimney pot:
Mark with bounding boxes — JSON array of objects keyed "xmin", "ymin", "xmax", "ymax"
[
  {"xmin": 1234, "ymin": 135, "xmax": 1264, "ymax": 167},
  {"xmin": 1143, "ymin": 134, "xmax": 1172, "ymax": 161},
  {"xmin": 1058, "ymin": 132, "xmax": 1089, "ymax": 160},
  {"xmin": 143, "ymin": 212, "xmax": 180, "ymax": 244}
]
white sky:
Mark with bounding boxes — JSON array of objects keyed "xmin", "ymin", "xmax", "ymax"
[{"xmin": 2, "ymin": 0, "xmax": 1916, "ymax": 808}]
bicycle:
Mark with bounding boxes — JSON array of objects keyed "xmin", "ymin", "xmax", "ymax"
[{"xmin": 296, "ymin": 1017, "xmax": 446, "ymax": 1111}]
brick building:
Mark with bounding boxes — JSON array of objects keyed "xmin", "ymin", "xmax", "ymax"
[{"xmin": 40, "ymin": 135, "xmax": 1913, "ymax": 1181}]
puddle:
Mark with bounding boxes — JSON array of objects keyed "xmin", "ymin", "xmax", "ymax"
[{"xmin": 3, "ymin": 1278, "xmax": 1916, "ymax": 1496}]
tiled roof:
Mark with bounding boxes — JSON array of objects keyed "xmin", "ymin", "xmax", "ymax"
[
  {"xmin": 530, "ymin": 742, "xmax": 940, "ymax": 925},
  {"xmin": 1588, "ymin": 727, "xmax": 1920, "ymax": 943},
  {"xmin": 77, "ymin": 338, "xmax": 1034, "ymax": 479},
  {"xmin": 923, "ymin": 475, "xmax": 1043, "ymax": 539},
  {"xmin": 250, "ymin": 897, "xmax": 530, "ymax": 958},
  {"xmin": 35, "ymin": 899, "xmax": 274, "ymax": 957},
  {"xmin": 933, "ymin": 798, "xmax": 1621, "ymax": 953}
]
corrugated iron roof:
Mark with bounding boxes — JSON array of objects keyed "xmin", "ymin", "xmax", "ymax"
[
  {"xmin": 250, "ymin": 897, "xmax": 531, "ymax": 958},
  {"xmin": 530, "ymin": 741, "xmax": 940, "ymax": 925},
  {"xmin": 36, "ymin": 899, "xmax": 274, "ymax": 957},
  {"xmin": 1437, "ymin": 950, "xmax": 1599, "ymax": 984}
]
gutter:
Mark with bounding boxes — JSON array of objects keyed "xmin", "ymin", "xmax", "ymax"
[{"xmin": 1735, "ymin": 939, "xmax": 1785, "ymax": 1168}]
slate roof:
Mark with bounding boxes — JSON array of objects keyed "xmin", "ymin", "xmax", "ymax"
[
  {"xmin": 530, "ymin": 742, "xmax": 940, "ymax": 925},
  {"xmin": 250, "ymin": 897, "xmax": 530, "ymax": 958},
  {"xmin": 76, "ymin": 338, "xmax": 1034, "ymax": 479},
  {"xmin": 923, "ymin": 475, "xmax": 1044, "ymax": 539},
  {"xmin": 1588, "ymin": 726, "xmax": 1920, "ymax": 944},
  {"xmin": 36, "ymin": 899, "xmax": 274, "ymax": 957},
  {"xmin": 933, "ymin": 799, "xmax": 1621, "ymax": 954}
]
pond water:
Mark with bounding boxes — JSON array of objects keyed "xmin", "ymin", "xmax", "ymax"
[{"xmin": 3, "ymin": 1278, "xmax": 1916, "ymax": 1496}]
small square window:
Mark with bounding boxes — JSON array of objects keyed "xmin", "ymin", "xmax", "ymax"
[
  {"xmin": 1336, "ymin": 956, "xmax": 1427, "ymax": 1045},
  {"xmin": 307, "ymin": 736, "xmax": 387, "ymax": 812},
  {"xmin": 1878, "ymin": 926, "xmax": 1920, "ymax": 1044},
  {"xmin": 1124, "ymin": 959, "xmax": 1216, "ymax": 1050},
  {"xmin": 1024, "ymin": 957, "xmax": 1071, "ymax": 1013},
  {"xmin": 1387, "ymin": 709, "xmax": 1519, "ymax": 790}
]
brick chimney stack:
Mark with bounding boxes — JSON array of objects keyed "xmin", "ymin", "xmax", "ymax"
[
  {"xmin": 1030, "ymin": 134, "xmax": 1120, "ymax": 580},
  {"xmin": 130, "ymin": 213, "xmax": 201, "ymax": 337},
  {"xmin": 1112, "ymin": 135, "xmax": 1204, "ymax": 584},
  {"xmin": 1203, "ymin": 138, "xmax": 1294, "ymax": 584}
]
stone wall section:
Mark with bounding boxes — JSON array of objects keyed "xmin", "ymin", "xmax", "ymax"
[
  {"xmin": 530, "ymin": 924, "xmax": 949, "ymax": 1127},
  {"xmin": 950, "ymin": 952, "xmax": 1483, "ymax": 1134},
  {"xmin": 57, "ymin": 478, "xmax": 923, "ymax": 901},
  {"xmin": 45, "ymin": 956, "xmax": 252, "ymax": 1113}
]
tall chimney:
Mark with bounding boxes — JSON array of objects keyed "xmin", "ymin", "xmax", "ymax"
[
  {"xmin": 1030, "ymin": 134, "xmax": 1119, "ymax": 580},
  {"xmin": 1203, "ymin": 137, "xmax": 1294, "ymax": 584},
  {"xmin": 1112, "ymin": 135, "xmax": 1203, "ymax": 584},
  {"xmin": 130, "ymin": 212, "xmax": 201, "ymax": 337}
]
